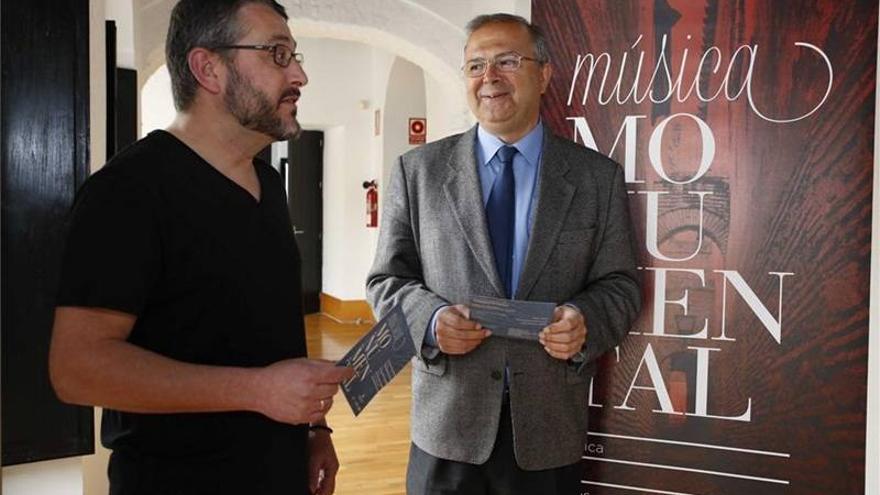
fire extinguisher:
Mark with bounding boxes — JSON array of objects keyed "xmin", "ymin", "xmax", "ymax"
[{"xmin": 363, "ymin": 180, "xmax": 378, "ymax": 228}]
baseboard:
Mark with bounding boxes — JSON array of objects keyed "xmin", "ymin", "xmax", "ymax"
[{"xmin": 319, "ymin": 293, "xmax": 375, "ymax": 324}]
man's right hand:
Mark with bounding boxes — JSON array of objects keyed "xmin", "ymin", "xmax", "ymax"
[
  {"xmin": 435, "ymin": 304, "xmax": 491, "ymax": 355},
  {"xmin": 250, "ymin": 359, "xmax": 354, "ymax": 425}
]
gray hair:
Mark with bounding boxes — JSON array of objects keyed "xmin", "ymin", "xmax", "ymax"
[
  {"xmin": 166, "ymin": 0, "xmax": 288, "ymax": 111},
  {"xmin": 464, "ymin": 13, "xmax": 550, "ymax": 63}
]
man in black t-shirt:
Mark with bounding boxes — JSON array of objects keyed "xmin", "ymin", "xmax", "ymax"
[{"xmin": 48, "ymin": 1, "xmax": 353, "ymax": 494}]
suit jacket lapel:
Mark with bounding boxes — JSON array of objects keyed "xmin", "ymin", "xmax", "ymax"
[
  {"xmin": 443, "ymin": 126, "xmax": 507, "ymax": 297},
  {"xmin": 516, "ymin": 133, "xmax": 577, "ymax": 299}
]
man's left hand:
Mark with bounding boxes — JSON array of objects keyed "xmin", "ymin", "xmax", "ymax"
[
  {"xmin": 539, "ymin": 305, "xmax": 587, "ymax": 360},
  {"xmin": 308, "ymin": 428, "xmax": 340, "ymax": 495}
]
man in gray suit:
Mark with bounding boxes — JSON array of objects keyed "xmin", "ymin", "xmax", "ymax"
[{"xmin": 367, "ymin": 13, "xmax": 641, "ymax": 495}]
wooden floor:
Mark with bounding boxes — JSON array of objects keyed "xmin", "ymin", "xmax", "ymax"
[{"xmin": 305, "ymin": 313, "xmax": 411, "ymax": 495}]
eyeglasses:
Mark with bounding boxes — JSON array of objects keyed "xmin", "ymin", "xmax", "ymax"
[
  {"xmin": 213, "ymin": 44, "xmax": 304, "ymax": 68},
  {"xmin": 462, "ymin": 52, "xmax": 542, "ymax": 78}
]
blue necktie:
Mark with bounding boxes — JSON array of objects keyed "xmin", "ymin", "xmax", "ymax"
[{"xmin": 487, "ymin": 145, "xmax": 517, "ymax": 298}]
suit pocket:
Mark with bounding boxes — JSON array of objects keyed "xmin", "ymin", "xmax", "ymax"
[{"xmin": 412, "ymin": 355, "xmax": 447, "ymax": 376}]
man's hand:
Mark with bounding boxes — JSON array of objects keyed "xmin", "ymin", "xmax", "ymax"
[
  {"xmin": 308, "ymin": 429, "xmax": 340, "ymax": 495},
  {"xmin": 435, "ymin": 304, "xmax": 491, "ymax": 355},
  {"xmin": 539, "ymin": 305, "xmax": 587, "ymax": 360},
  {"xmin": 250, "ymin": 359, "xmax": 354, "ymax": 425}
]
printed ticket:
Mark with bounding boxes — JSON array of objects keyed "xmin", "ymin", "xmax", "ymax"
[
  {"xmin": 337, "ymin": 304, "xmax": 414, "ymax": 416},
  {"xmin": 469, "ymin": 295, "xmax": 556, "ymax": 341}
]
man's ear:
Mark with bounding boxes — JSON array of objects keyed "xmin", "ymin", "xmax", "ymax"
[
  {"xmin": 539, "ymin": 62, "xmax": 553, "ymax": 94},
  {"xmin": 187, "ymin": 47, "xmax": 224, "ymax": 96}
]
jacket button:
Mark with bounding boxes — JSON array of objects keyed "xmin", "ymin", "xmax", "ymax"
[{"xmin": 491, "ymin": 370, "xmax": 503, "ymax": 380}]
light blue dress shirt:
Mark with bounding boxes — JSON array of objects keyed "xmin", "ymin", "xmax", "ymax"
[
  {"xmin": 475, "ymin": 122, "xmax": 544, "ymax": 294},
  {"xmin": 424, "ymin": 122, "xmax": 544, "ymax": 348}
]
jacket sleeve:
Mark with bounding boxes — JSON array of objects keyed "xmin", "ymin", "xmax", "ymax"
[
  {"xmin": 366, "ymin": 156, "xmax": 448, "ymax": 360},
  {"xmin": 568, "ymin": 164, "xmax": 642, "ymax": 364}
]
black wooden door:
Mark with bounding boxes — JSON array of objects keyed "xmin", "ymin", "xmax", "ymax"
[
  {"xmin": 286, "ymin": 132, "xmax": 324, "ymax": 314},
  {"xmin": 1, "ymin": 0, "xmax": 94, "ymax": 465}
]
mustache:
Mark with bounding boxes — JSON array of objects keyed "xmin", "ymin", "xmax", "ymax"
[{"xmin": 280, "ymin": 88, "xmax": 301, "ymax": 102}]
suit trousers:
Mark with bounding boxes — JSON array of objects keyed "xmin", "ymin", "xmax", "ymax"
[{"xmin": 406, "ymin": 393, "xmax": 583, "ymax": 495}]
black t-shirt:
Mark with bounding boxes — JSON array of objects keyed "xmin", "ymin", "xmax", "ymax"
[{"xmin": 57, "ymin": 130, "xmax": 309, "ymax": 494}]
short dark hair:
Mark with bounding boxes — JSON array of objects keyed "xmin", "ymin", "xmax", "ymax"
[
  {"xmin": 465, "ymin": 13, "xmax": 550, "ymax": 64},
  {"xmin": 166, "ymin": 0, "xmax": 288, "ymax": 111}
]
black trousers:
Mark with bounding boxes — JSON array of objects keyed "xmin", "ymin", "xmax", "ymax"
[
  {"xmin": 108, "ymin": 449, "xmax": 309, "ymax": 495},
  {"xmin": 406, "ymin": 395, "xmax": 583, "ymax": 495}
]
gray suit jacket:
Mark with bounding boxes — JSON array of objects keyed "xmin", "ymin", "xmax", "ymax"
[{"xmin": 366, "ymin": 125, "xmax": 641, "ymax": 470}]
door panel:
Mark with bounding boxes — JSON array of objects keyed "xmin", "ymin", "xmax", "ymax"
[
  {"xmin": 286, "ymin": 131, "xmax": 323, "ymax": 314},
  {"xmin": 1, "ymin": 0, "xmax": 94, "ymax": 465}
]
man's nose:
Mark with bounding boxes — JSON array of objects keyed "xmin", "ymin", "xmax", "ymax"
[
  {"xmin": 482, "ymin": 62, "xmax": 501, "ymax": 83},
  {"xmin": 287, "ymin": 60, "xmax": 308, "ymax": 87}
]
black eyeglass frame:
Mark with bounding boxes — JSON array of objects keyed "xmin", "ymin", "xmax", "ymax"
[
  {"xmin": 461, "ymin": 51, "xmax": 543, "ymax": 78},
  {"xmin": 213, "ymin": 44, "xmax": 304, "ymax": 68}
]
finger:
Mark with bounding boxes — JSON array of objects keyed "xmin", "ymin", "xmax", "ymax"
[
  {"xmin": 308, "ymin": 401, "xmax": 325, "ymax": 416},
  {"xmin": 438, "ymin": 338, "xmax": 482, "ymax": 355},
  {"xmin": 441, "ymin": 344, "xmax": 477, "ymax": 355},
  {"xmin": 544, "ymin": 329, "xmax": 584, "ymax": 347},
  {"xmin": 319, "ymin": 463, "xmax": 338, "ymax": 495},
  {"xmin": 540, "ymin": 329, "xmax": 579, "ymax": 344},
  {"xmin": 437, "ymin": 335, "xmax": 487, "ymax": 354},
  {"xmin": 305, "ymin": 383, "xmax": 340, "ymax": 399},
  {"xmin": 304, "ymin": 395, "xmax": 336, "ymax": 415},
  {"xmin": 442, "ymin": 304, "xmax": 481, "ymax": 328},
  {"xmin": 319, "ymin": 474, "xmax": 336, "ymax": 495},
  {"xmin": 438, "ymin": 342, "xmax": 468, "ymax": 355},
  {"xmin": 313, "ymin": 365, "xmax": 355, "ymax": 383},
  {"xmin": 543, "ymin": 316, "xmax": 579, "ymax": 334},
  {"xmin": 543, "ymin": 345, "xmax": 573, "ymax": 360},
  {"xmin": 452, "ymin": 304, "xmax": 472, "ymax": 320},
  {"xmin": 545, "ymin": 332, "xmax": 584, "ymax": 353},
  {"xmin": 543, "ymin": 340, "xmax": 580, "ymax": 355},
  {"xmin": 314, "ymin": 397, "xmax": 333, "ymax": 412},
  {"xmin": 309, "ymin": 411, "xmax": 327, "ymax": 424},
  {"xmin": 439, "ymin": 310, "xmax": 481, "ymax": 330},
  {"xmin": 324, "ymin": 476, "xmax": 336, "ymax": 495},
  {"xmin": 308, "ymin": 463, "xmax": 321, "ymax": 494}
]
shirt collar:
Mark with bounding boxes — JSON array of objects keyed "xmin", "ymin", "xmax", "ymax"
[{"xmin": 476, "ymin": 121, "xmax": 544, "ymax": 168}]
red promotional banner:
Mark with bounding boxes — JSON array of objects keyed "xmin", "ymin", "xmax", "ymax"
[{"xmin": 533, "ymin": 1, "xmax": 877, "ymax": 494}]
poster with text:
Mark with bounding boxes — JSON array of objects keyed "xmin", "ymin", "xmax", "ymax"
[{"xmin": 533, "ymin": 1, "xmax": 877, "ymax": 493}]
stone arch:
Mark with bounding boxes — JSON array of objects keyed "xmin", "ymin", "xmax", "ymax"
[{"xmin": 135, "ymin": 0, "xmax": 473, "ymax": 137}]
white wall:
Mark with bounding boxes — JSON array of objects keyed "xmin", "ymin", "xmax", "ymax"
[
  {"xmin": 140, "ymin": 66, "xmax": 175, "ymax": 136},
  {"xmin": 293, "ymin": 38, "xmax": 385, "ymax": 300},
  {"xmin": 408, "ymin": 0, "xmax": 529, "ymax": 35},
  {"xmin": 320, "ymin": 124, "xmax": 352, "ymax": 299},
  {"xmin": 382, "ymin": 57, "xmax": 427, "ymax": 209},
  {"xmin": 2, "ymin": 459, "xmax": 83, "ymax": 495},
  {"xmin": 105, "ymin": 0, "xmax": 135, "ymax": 69}
]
